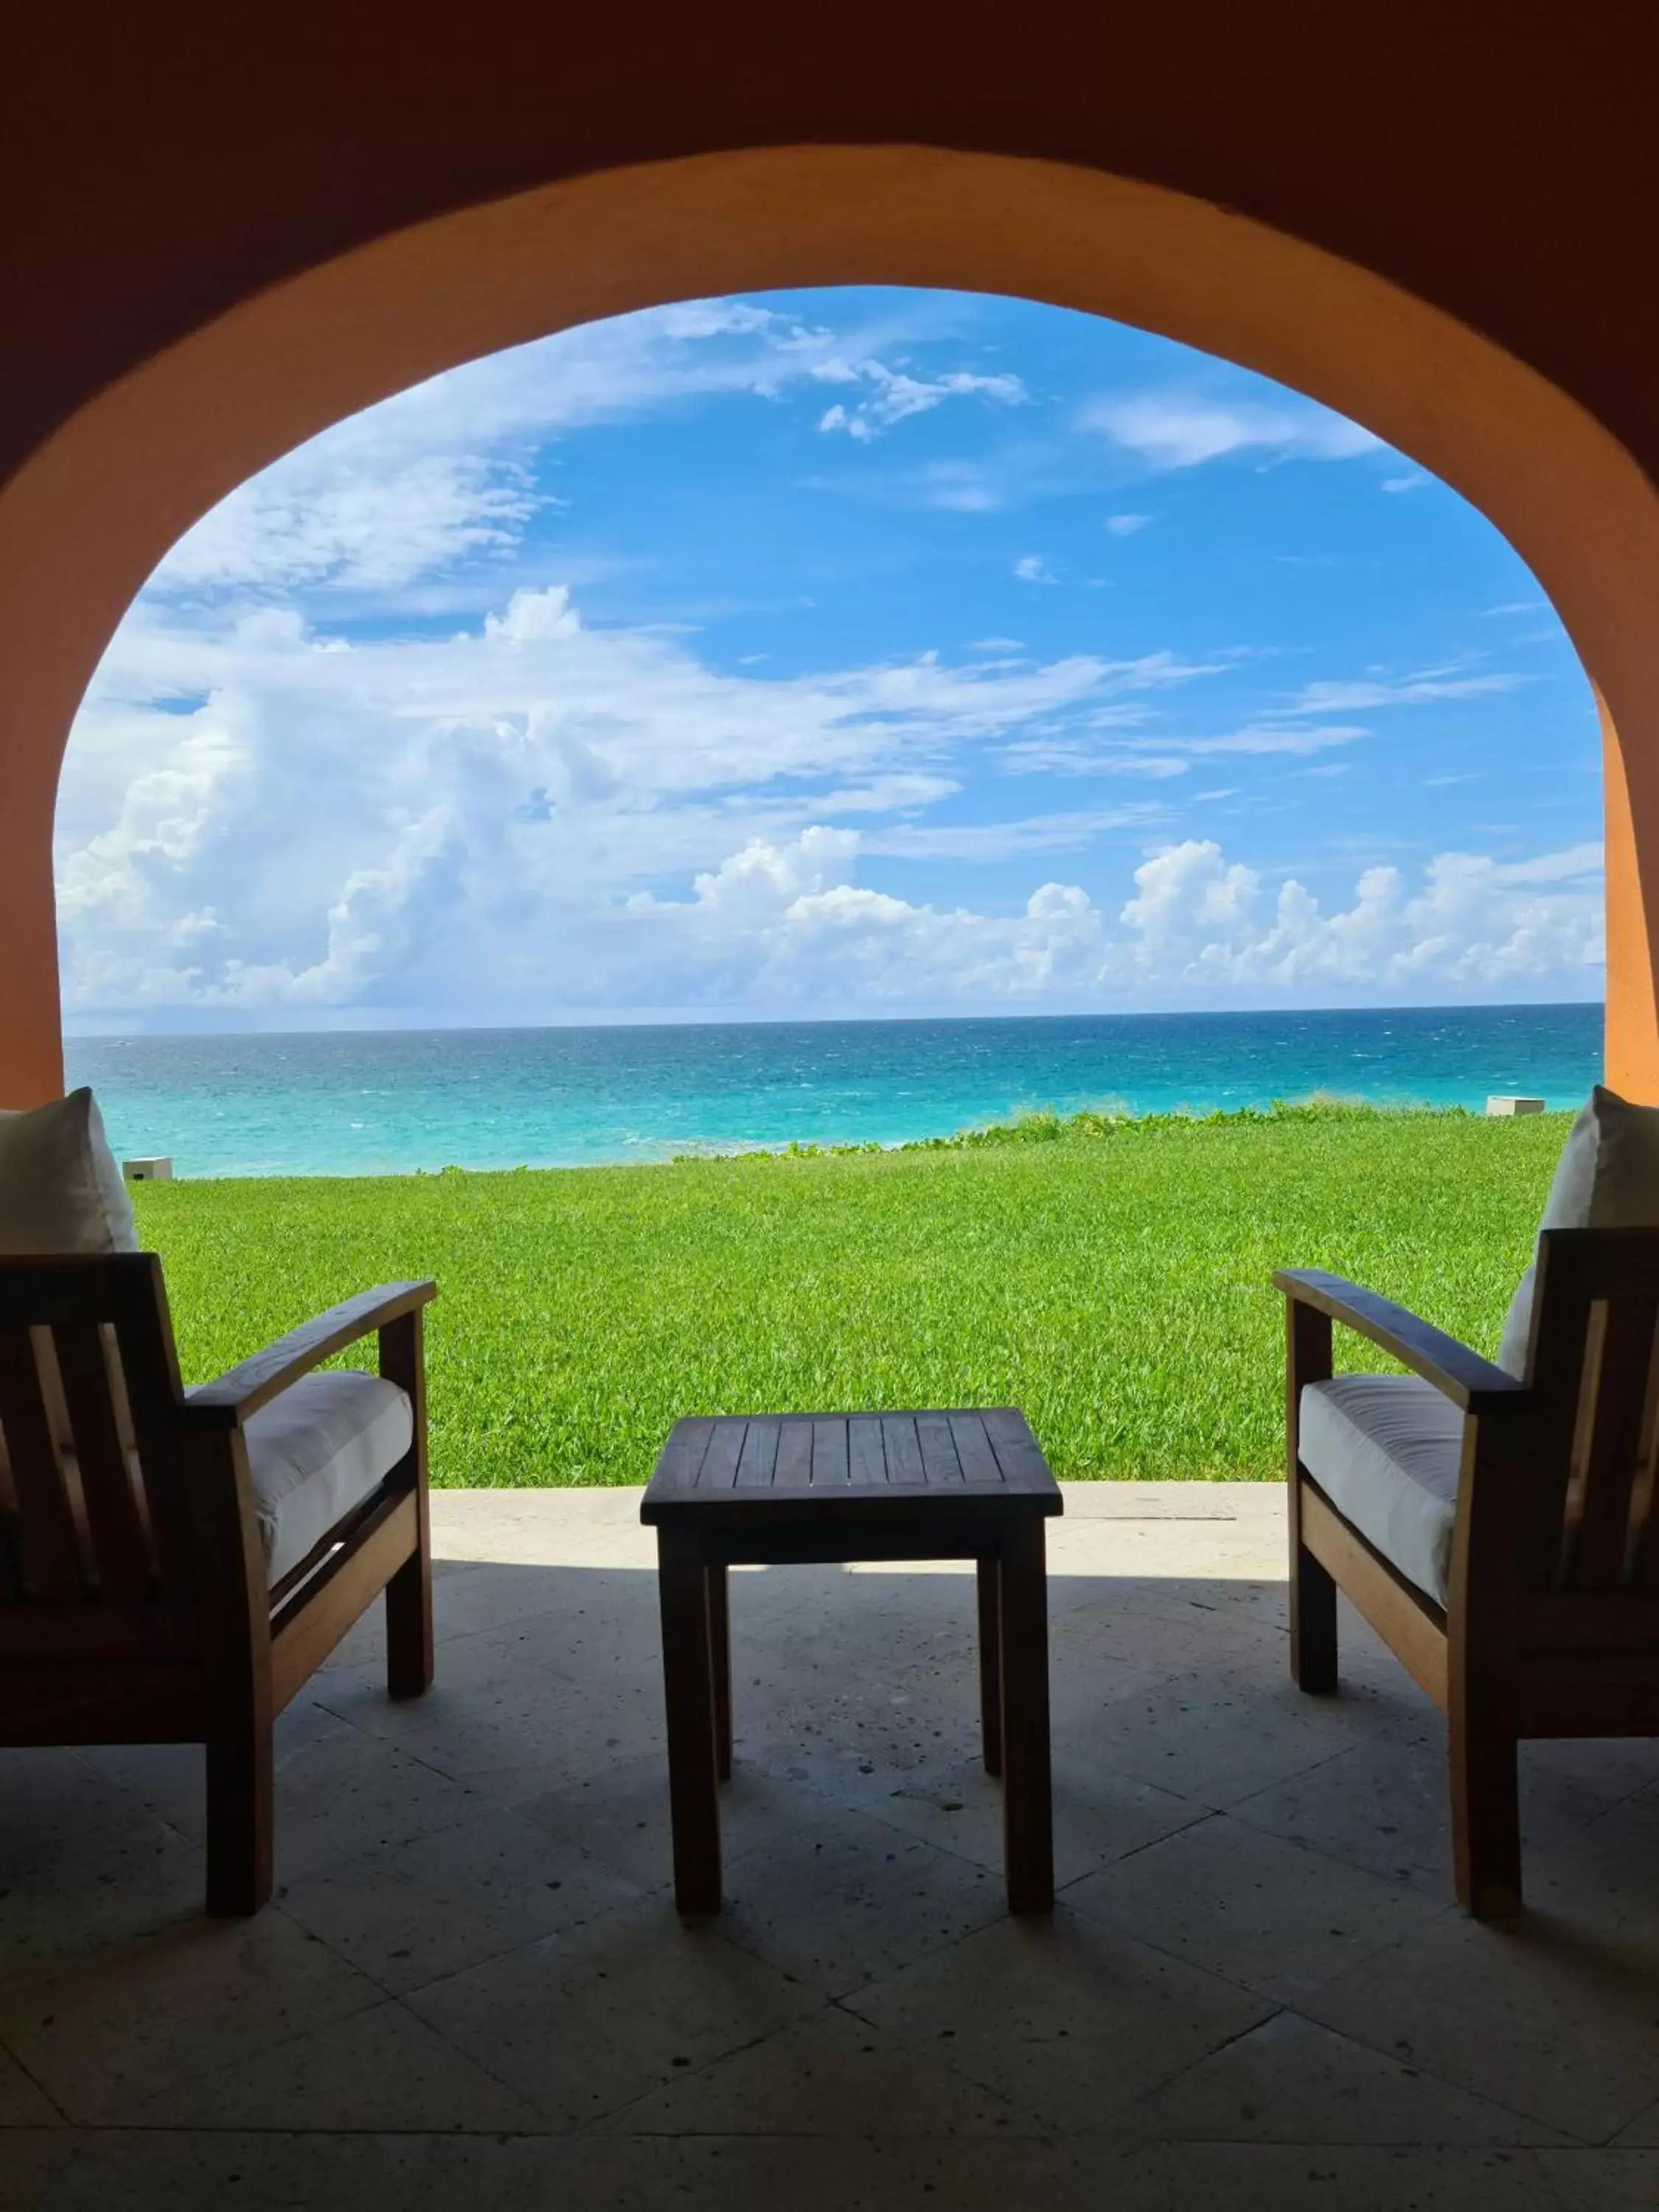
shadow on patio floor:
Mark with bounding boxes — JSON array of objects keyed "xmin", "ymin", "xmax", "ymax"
[{"xmin": 2, "ymin": 1484, "xmax": 1657, "ymax": 2208}]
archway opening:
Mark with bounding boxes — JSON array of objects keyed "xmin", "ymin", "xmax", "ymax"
[{"xmin": 4, "ymin": 148, "xmax": 1658, "ymax": 1112}]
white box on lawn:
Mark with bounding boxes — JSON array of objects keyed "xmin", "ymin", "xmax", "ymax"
[
  {"xmin": 122, "ymin": 1157, "xmax": 173, "ymax": 1181},
  {"xmin": 1486, "ymin": 1096, "xmax": 1545, "ymax": 1117}
]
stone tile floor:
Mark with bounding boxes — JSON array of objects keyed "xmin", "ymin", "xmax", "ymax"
[{"xmin": 4, "ymin": 1482, "xmax": 1658, "ymax": 2209}]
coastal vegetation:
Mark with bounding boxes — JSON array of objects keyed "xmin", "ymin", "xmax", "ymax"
[{"xmin": 132, "ymin": 1103, "xmax": 1568, "ymax": 1489}]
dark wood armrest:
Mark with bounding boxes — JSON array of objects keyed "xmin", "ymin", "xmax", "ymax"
[
  {"xmin": 1273, "ymin": 1267, "xmax": 1523, "ymax": 1411},
  {"xmin": 183, "ymin": 1281, "xmax": 437, "ymax": 1426}
]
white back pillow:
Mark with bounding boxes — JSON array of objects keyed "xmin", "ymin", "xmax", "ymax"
[
  {"xmin": 1497, "ymin": 1085, "xmax": 1659, "ymax": 1377},
  {"xmin": 0, "ymin": 1088, "xmax": 137, "ymax": 1255}
]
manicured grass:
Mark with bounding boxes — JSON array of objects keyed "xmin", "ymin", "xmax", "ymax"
[{"xmin": 131, "ymin": 1106, "xmax": 1568, "ymax": 1489}]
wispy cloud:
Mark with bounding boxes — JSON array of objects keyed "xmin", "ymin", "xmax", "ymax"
[
  {"xmin": 905, "ymin": 460, "xmax": 1006, "ymax": 512},
  {"xmin": 155, "ymin": 301, "xmax": 1026, "ymax": 597},
  {"xmin": 816, "ymin": 363, "xmax": 1024, "ymax": 443},
  {"xmin": 813, "ymin": 773, "xmax": 961, "ymax": 815},
  {"xmin": 1001, "ymin": 737, "xmax": 1190, "ymax": 779},
  {"xmin": 863, "ymin": 808, "xmax": 1165, "ymax": 860},
  {"xmin": 1005, "ymin": 722, "xmax": 1366, "ymax": 777},
  {"xmin": 1104, "ymin": 512, "xmax": 1153, "ymax": 535},
  {"xmin": 1283, "ymin": 672, "xmax": 1524, "ymax": 713},
  {"xmin": 1177, "ymin": 723, "xmax": 1368, "ymax": 757},
  {"xmin": 1491, "ymin": 841, "xmax": 1602, "ymax": 884},
  {"xmin": 1079, "ymin": 391, "xmax": 1380, "ymax": 470}
]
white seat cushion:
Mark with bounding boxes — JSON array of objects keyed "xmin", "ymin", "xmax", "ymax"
[
  {"xmin": 246, "ymin": 1370, "xmax": 413, "ymax": 1585},
  {"xmin": 1298, "ymin": 1374, "xmax": 1466, "ymax": 1606}
]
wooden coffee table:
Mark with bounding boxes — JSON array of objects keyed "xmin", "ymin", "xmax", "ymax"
[{"xmin": 641, "ymin": 1408, "xmax": 1062, "ymax": 1916}]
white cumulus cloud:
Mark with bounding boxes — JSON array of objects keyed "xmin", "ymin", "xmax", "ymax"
[
  {"xmin": 59, "ymin": 582, "xmax": 1182, "ymax": 1018},
  {"xmin": 1115, "ymin": 838, "xmax": 1603, "ymax": 997}
]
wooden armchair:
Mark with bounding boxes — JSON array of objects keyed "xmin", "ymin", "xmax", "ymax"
[
  {"xmin": 0, "ymin": 1255, "xmax": 437, "ymax": 1913},
  {"xmin": 1279, "ymin": 1227, "xmax": 1659, "ymax": 1917}
]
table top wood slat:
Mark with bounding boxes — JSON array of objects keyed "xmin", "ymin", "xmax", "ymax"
[
  {"xmin": 950, "ymin": 1409, "xmax": 1004, "ymax": 1486},
  {"xmin": 916, "ymin": 1411, "xmax": 964, "ymax": 1485},
  {"xmin": 773, "ymin": 1416, "xmax": 814, "ymax": 1487},
  {"xmin": 982, "ymin": 1406, "xmax": 1052, "ymax": 1489},
  {"xmin": 812, "ymin": 1417, "xmax": 850, "ymax": 1487},
  {"xmin": 848, "ymin": 1414, "xmax": 887, "ymax": 1487},
  {"xmin": 653, "ymin": 1416, "xmax": 714, "ymax": 1492},
  {"xmin": 643, "ymin": 1407, "xmax": 1060, "ymax": 1525},
  {"xmin": 881, "ymin": 1414, "xmax": 924, "ymax": 1486},
  {"xmin": 698, "ymin": 1419, "xmax": 747, "ymax": 1491},
  {"xmin": 736, "ymin": 1417, "xmax": 779, "ymax": 1489}
]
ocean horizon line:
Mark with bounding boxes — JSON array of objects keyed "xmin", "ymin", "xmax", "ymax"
[
  {"xmin": 63, "ymin": 995, "xmax": 1606, "ymax": 1048},
  {"xmin": 66, "ymin": 1003, "xmax": 1602, "ymax": 1181}
]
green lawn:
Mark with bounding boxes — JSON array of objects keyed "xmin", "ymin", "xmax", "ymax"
[{"xmin": 131, "ymin": 1106, "xmax": 1568, "ymax": 1489}]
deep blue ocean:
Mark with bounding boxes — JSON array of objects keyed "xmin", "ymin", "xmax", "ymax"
[{"xmin": 63, "ymin": 1004, "xmax": 1602, "ymax": 1180}]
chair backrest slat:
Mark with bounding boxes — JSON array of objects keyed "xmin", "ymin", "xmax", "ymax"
[
  {"xmin": 52, "ymin": 1318, "xmax": 154, "ymax": 1600},
  {"xmin": 0, "ymin": 1257, "xmax": 191, "ymax": 1607},
  {"xmin": 1520, "ymin": 1250, "xmax": 1594, "ymax": 1589},
  {"xmin": 0, "ymin": 1328, "xmax": 86, "ymax": 1599},
  {"xmin": 1529, "ymin": 1231, "xmax": 1659, "ymax": 1594},
  {"xmin": 107, "ymin": 1265, "xmax": 196, "ymax": 1604},
  {"xmin": 1567, "ymin": 1295, "xmax": 1658, "ymax": 1586}
]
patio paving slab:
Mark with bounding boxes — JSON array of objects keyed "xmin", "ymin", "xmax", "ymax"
[
  {"xmin": 1062, "ymin": 1809, "xmax": 1447, "ymax": 2004},
  {"xmin": 712, "ymin": 1806, "xmax": 1006, "ymax": 1996},
  {"xmin": 861, "ymin": 1747, "xmax": 1204, "ymax": 1884},
  {"xmin": 842, "ymin": 1903, "xmax": 1275, "ymax": 2132},
  {"xmin": 128, "ymin": 1998, "xmax": 540, "ymax": 2133},
  {"xmin": 402, "ymin": 1893, "xmax": 824, "ymax": 2125},
  {"xmin": 1537, "ymin": 2150, "xmax": 1659, "ymax": 2211},
  {"xmin": 274, "ymin": 1802, "xmax": 647, "ymax": 1992},
  {"xmin": 1301, "ymin": 1904, "xmax": 1659, "ymax": 2141},
  {"xmin": 594, "ymin": 2003, "xmax": 1023, "ymax": 2138},
  {"xmin": 0, "ymin": 1911, "xmax": 383, "ymax": 2124},
  {"xmin": 509, "ymin": 1747, "xmax": 827, "ymax": 1892},
  {"xmin": 0, "ymin": 2051, "xmax": 58, "ymax": 2130},
  {"xmin": 1107, "ymin": 2008, "xmax": 1568, "ymax": 2146}
]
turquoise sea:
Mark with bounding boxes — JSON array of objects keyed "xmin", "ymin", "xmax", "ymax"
[{"xmin": 64, "ymin": 1004, "xmax": 1602, "ymax": 1180}]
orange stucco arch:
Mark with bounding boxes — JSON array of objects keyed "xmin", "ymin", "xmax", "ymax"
[{"xmin": 2, "ymin": 147, "xmax": 1655, "ymax": 1105}]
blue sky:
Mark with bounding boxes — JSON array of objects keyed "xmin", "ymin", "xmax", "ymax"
[{"xmin": 58, "ymin": 287, "xmax": 1603, "ymax": 1031}]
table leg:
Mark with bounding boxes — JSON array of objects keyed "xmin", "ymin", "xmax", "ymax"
[
  {"xmin": 709, "ymin": 1560, "xmax": 732, "ymax": 1781},
  {"xmin": 656, "ymin": 1528, "xmax": 722, "ymax": 1913},
  {"xmin": 976, "ymin": 1556, "xmax": 1003, "ymax": 1776},
  {"xmin": 998, "ymin": 1521, "xmax": 1054, "ymax": 1914}
]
